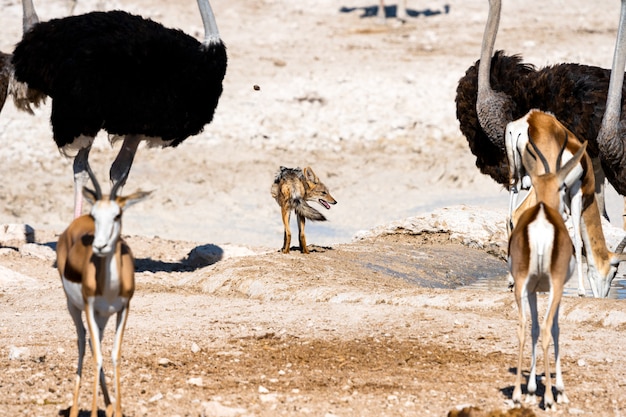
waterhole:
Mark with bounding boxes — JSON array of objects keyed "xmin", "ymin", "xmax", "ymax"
[{"xmin": 360, "ymin": 242, "xmax": 626, "ymax": 299}]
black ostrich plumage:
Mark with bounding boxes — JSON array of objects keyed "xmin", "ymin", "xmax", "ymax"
[
  {"xmin": 455, "ymin": 50, "xmax": 626, "ymax": 194},
  {"xmin": 12, "ymin": 9, "xmax": 227, "ymax": 148}
]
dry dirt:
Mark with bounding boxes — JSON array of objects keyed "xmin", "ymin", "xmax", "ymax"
[{"xmin": 2, "ymin": 0, "xmax": 626, "ymax": 416}]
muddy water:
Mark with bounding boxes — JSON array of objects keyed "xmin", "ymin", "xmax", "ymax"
[
  {"xmin": 464, "ymin": 268, "xmax": 626, "ymax": 300},
  {"xmin": 361, "ymin": 241, "xmax": 626, "ymax": 299}
]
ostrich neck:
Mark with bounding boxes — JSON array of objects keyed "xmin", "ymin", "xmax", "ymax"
[
  {"xmin": 21, "ymin": 0, "xmax": 39, "ymax": 33},
  {"xmin": 475, "ymin": 0, "xmax": 509, "ymax": 148},
  {"xmin": 600, "ymin": 0, "xmax": 626, "ymax": 138},
  {"xmin": 477, "ymin": 0, "xmax": 501, "ymax": 103},
  {"xmin": 597, "ymin": 0, "xmax": 626, "ymax": 193},
  {"xmin": 197, "ymin": 0, "xmax": 221, "ymax": 45}
]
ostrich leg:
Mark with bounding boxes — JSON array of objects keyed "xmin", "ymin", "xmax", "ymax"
[
  {"xmin": 72, "ymin": 146, "xmax": 92, "ymax": 219},
  {"xmin": 109, "ymin": 134, "xmax": 142, "ymax": 190}
]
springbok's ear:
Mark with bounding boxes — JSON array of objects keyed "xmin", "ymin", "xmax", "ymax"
[
  {"xmin": 82, "ymin": 187, "xmax": 98, "ymax": 205},
  {"xmin": 609, "ymin": 252, "xmax": 626, "ymax": 266},
  {"xmin": 610, "ymin": 235, "xmax": 626, "ymax": 265},
  {"xmin": 303, "ymin": 166, "xmax": 319, "ymax": 183},
  {"xmin": 118, "ymin": 190, "xmax": 153, "ymax": 209}
]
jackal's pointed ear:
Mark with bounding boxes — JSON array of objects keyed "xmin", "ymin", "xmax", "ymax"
[{"xmin": 303, "ymin": 166, "xmax": 319, "ymax": 183}]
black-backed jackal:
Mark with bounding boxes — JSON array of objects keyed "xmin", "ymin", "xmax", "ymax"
[{"xmin": 271, "ymin": 166, "xmax": 337, "ymax": 254}]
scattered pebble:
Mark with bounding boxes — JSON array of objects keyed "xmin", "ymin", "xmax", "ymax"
[
  {"xmin": 8, "ymin": 346, "xmax": 30, "ymax": 360},
  {"xmin": 148, "ymin": 392, "xmax": 163, "ymax": 403},
  {"xmin": 201, "ymin": 400, "xmax": 247, "ymax": 416},
  {"xmin": 186, "ymin": 377, "xmax": 203, "ymax": 387}
]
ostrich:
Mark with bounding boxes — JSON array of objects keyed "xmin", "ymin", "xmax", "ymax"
[
  {"xmin": 0, "ymin": 52, "xmax": 10, "ymax": 113},
  {"xmin": 597, "ymin": 0, "xmax": 626, "ymax": 198},
  {"xmin": 9, "ymin": 0, "xmax": 227, "ymax": 218},
  {"xmin": 455, "ymin": 0, "xmax": 626, "ymax": 219}
]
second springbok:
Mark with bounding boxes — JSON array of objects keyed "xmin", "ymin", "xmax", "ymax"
[
  {"xmin": 56, "ymin": 162, "xmax": 151, "ymax": 417},
  {"xmin": 508, "ymin": 138, "xmax": 589, "ymax": 409},
  {"xmin": 507, "ymin": 109, "xmax": 626, "ymax": 298}
]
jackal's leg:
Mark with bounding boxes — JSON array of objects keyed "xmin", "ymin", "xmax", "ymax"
[
  {"xmin": 281, "ymin": 206, "xmax": 291, "ymax": 253},
  {"xmin": 297, "ymin": 214, "xmax": 308, "ymax": 254}
]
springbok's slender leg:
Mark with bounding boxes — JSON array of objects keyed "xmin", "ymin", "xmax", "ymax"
[
  {"xmin": 526, "ymin": 291, "xmax": 539, "ymax": 404},
  {"xmin": 84, "ymin": 299, "xmax": 111, "ymax": 417},
  {"xmin": 112, "ymin": 306, "xmax": 131, "ymax": 417},
  {"xmin": 592, "ymin": 158, "xmax": 608, "ymax": 221},
  {"xmin": 67, "ymin": 302, "xmax": 85, "ymax": 417},
  {"xmin": 551, "ymin": 304, "xmax": 569, "ymax": 405},
  {"xmin": 513, "ymin": 280, "xmax": 527, "ymax": 405},
  {"xmin": 568, "ymin": 186, "xmax": 585, "ymax": 296},
  {"xmin": 541, "ymin": 283, "xmax": 566, "ymax": 410}
]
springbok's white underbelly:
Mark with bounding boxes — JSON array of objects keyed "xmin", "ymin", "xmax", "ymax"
[
  {"xmin": 62, "ymin": 278, "xmax": 84, "ymax": 310},
  {"xmin": 62, "ymin": 276, "xmax": 128, "ymax": 317}
]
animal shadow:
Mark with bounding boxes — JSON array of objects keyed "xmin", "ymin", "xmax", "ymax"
[
  {"xmin": 502, "ymin": 367, "xmax": 558, "ymax": 410},
  {"xmin": 135, "ymin": 243, "xmax": 225, "ymax": 272},
  {"xmin": 58, "ymin": 408, "xmax": 109, "ymax": 417},
  {"xmin": 338, "ymin": 4, "xmax": 450, "ymax": 19},
  {"xmin": 47, "ymin": 241, "xmax": 225, "ymax": 273},
  {"xmin": 282, "ymin": 244, "xmax": 333, "ymax": 254}
]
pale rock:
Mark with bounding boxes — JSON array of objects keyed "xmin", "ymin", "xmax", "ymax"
[{"xmin": 201, "ymin": 400, "xmax": 247, "ymax": 417}]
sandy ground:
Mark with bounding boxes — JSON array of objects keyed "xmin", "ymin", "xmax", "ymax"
[{"xmin": 2, "ymin": 0, "xmax": 626, "ymax": 416}]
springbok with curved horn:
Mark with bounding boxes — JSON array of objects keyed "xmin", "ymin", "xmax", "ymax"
[
  {"xmin": 508, "ymin": 138, "xmax": 590, "ymax": 410},
  {"xmin": 507, "ymin": 109, "xmax": 626, "ymax": 297},
  {"xmin": 56, "ymin": 164, "xmax": 151, "ymax": 417},
  {"xmin": 506, "ymin": 110, "xmax": 586, "ymax": 294}
]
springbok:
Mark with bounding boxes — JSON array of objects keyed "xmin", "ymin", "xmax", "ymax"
[
  {"xmin": 56, "ymin": 163, "xmax": 151, "ymax": 417},
  {"xmin": 506, "ymin": 109, "xmax": 586, "ymax": 295},
  {"xmin": 508, "ymin": 138, "xmax": 588, "ymax": 410},
  {"xmin": 507, "ymin": 109, "xmax": 626, "ymax": 298}
]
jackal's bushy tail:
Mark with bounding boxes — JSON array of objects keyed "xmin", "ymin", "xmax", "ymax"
[{"xmin": 294, "ymin": 198, "xmax": 326, "ymax": 221}]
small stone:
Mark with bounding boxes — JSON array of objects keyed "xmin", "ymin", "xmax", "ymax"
[
  {"xmin": 201, "ymin": 400, "xmax": 247, "ymax": 416},
  {"xmin": 9, "ymin": 346, "xmax": 30, "ymax": 360},
  {"xmin": 148, "ymin": 392, "xmax": 163, "ymax": 403},
  {"xmin": 259, "ymin": 393, "xmax": 278, "ymax": 403},
  {"xmin": 0, "ymin": 224, "xmax": 35, "ymax": 245},
  {"xmin": 187, "ymin": 377, "xmax": 203, "ymax": 387}
]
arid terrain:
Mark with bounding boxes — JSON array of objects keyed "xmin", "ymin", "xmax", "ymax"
[{"xmin": 1, "ymin": 0, "xmax": 626, "ymax": 416}]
